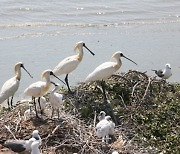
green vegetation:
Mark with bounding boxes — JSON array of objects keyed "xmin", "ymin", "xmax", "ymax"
[{"xmin": 63, "ymin": 71, "xmax": 180, "ymax": 153}]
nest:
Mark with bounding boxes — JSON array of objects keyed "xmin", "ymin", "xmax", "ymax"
[{"xmin": 0, "ymin": 70, "xmax": 179, "ymax": 154}]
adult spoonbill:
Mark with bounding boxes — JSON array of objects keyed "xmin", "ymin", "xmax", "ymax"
[
  {"xmin": 53, "ymin": 41, "xmax": 95, "ymax": 92},
  {"xmin": 24, "ymin": 70, "xmax": 64, "ymax": 118},
  {"xmin": 4, "ymin": 137, "xmax": 36, "ymax": 153},
  {"xmin": 152, "ymin": 63, "xmax": 172, "ymax": 79},
  {"xmin": 49, "ymin": 82, "xmax": 63, "ymax": 119},
  {"xmin": 0, "ymin": 62, "xmax": 32, "ymax": 108},
  {"xmin": 96, "ymin": 115, "xmax": 115, "ymax": 143},
  {"xmin": 85, "ymin": 51, "xmax": 137, "ymax": 100}
]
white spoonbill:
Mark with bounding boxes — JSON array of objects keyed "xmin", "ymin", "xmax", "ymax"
[
  {"xmin": 96, "ymin": 116, "xmax": 112, "ymax": 143},
  {"xmin": 24, "ymin": 70, "xmax": 64, "ymax": 118},
  {"xmin": 98, "ymin": 111, "xmax": 106, "ymax": 121},
  {"xmin": 152, "ymin": 63, "xmax": 172, "ymax": 79},
  {"xmin": 0, "ymin": 62, "xmax": 33, "ymax": 108},
  {"xmin": 49, "ymin": 82, "xmax": 63, "ymax": 119},
  {"xmin": 31, "ymin": 140, "xmax": 41, "ymax": 154},
  {"xmin": 53, "ymin": 41, "xmax": 95, "ymax": 92},
  {"xmin": 24, "ymin": 103, "xmax": 36, "ymax": 120},
  {"xmin": 105, "ymin": 115, "xmax": 115, "ymax": 135},
  {"xmin": 85, "ymin": 51, "xmax": 137, "ymax": 100},
  {"xmin": 4, "ymin": 137, "xmax": 36, "ymax": 153}
]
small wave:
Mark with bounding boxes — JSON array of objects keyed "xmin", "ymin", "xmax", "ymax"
[{"xmin": 0, "ymin": 19, "xmax": 180, "ymax": 29}]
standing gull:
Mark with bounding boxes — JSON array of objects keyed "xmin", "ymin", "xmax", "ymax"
[
  {"xmin": 152, "ymin": 63, "xmax": 172, "ymax": 79},
  {"xmin": 85, "ymin": 51, "xmax": 137, "ymax": 100},
  {"xmin": 53, "ymin": 41, "xmax": 95, "ymax": 92},
  {"xmin": 0, "ymin": 62, "xmax": 33, "ymax": 108}
]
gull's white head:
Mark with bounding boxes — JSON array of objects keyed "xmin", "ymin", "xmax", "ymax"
[{"xmin": 165, "ymin": 63, "xmax": 171, "ymax": 69}]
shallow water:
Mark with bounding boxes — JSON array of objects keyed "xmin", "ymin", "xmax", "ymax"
[{"xmin": 0, "ymin": 0, "xmax": 180, "ymax": 103}]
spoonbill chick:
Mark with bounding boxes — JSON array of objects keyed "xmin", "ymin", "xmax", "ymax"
[
  {"xmin": 105, "ymin": 116, "xmax": 115, "ymax": 135},
  {"xmin": 53, "ymin": 41, "xmax": 95, "ymax": 92},
  {"xmin": 96, "ymin": 117, "xmax": 111, "ymax": 143},
  {"xmin": 85, "ymin": 51, "xmax": 137, "ymax": 100},
  {"xmin": 32, "ymin": 130, "xmax": 42, "ymax": 145},
  {"xmin": 31, "ymin": 140, "xmax": 41, "ymax": 154},
  {"xmin": 24, "ymin": 103, "xmax": 36, "ymax": 120},
  {"xmin": 98, "ymin": 111, "xmax": 106, "ymax": 121},
  {"xmin": 4, "ymin": 137, "xmax": 36, "ymax": 153},
  {"xmin": 152, "ymin": 63, "xmax": 172, "ymax": 79},
  {"xmin": 0, "ymin": 62, "xmax": 33, "ymax": 108},
  {"xmin": 24, "ymin": 70, "xmax": 64, "ymax": 118},
  {"xmin": 49, "ymin": 82, "xmax": 63, "ymax": 119}
]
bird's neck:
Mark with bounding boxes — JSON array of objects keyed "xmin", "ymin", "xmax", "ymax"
[
  {"xmin": 77, "ymin": 49, "xmax": 83, "ymax": 62},
  {"xmin": 15, "ymin": 68, "xmax": 21, "ymax": 81},
  {"xmin": 114, "ymin": 58, "xmax": 122, "ymax": 70}
]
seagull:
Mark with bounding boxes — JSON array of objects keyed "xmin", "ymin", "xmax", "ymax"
[
  {"xmin": 32, "ymin": 130, "xmax": 41, "ymax": 145},
  {"xmin": 49, "ymin": 82, "xmax": 63, "ymax": 119},
  {"xmin": 24, "ymin": 70, "xmax": 65, "ymax": 118},
  {"xmin": 152, "ymin": 63, "xmax": 172, "ymax": 79},
  {"xmin": 85, "ymin": 51, "xmax": 137, "ymax": 101},
  {"xmin": 4, "ymin": 137, "xmax": 36, "ymax": 153},
  {"xmin": 53, "ymin": 41, "xmax": 95, "ymax": 92},
  {"xmin": 31, "ymin": 140, "xmax": 41, "ymax": 154},
  {"xmin": 0, "ymin": 62, "xmax": 33, "ymax": 108}
]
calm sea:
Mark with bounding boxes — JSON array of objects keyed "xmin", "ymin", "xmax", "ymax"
[{"xmin": 0, "ymin": 0, "xmax": 180, "ymax": 102}]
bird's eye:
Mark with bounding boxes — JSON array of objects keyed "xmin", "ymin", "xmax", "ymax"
[
  {"xmin": 120, "ymin": 53, "xmax": 123, "ymax": 56},
  {"xmin": 50, "ymin": 71, "xmax": 54, "ymax": 75},
  {"xmin": 20, "ymin": 64, "xmax": 23, "ymax": 67},
  {"xmin": 83, "ymin": 43, "xmax": 85, "ymax": 46}
]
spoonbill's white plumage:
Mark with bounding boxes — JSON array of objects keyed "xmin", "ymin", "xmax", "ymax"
[
  {"xmin": 24, "ymin": 70, "xmax": 64, "ymax": 118},
  {"xmin": 32, "ymin": 130, "xmax": 42, "ymax": 145},
  {"xmin": 98, "ymin": 111, "xmax": 106, "ymax": 121},
  {"xmin": 105, "ymin": 115, "xmax": 115, "ymax": 135},
  {"xmin": 85, "ymin": 52, "xmax": 137, "ymax": 100},
  {"xmin": 31, "ymin": 140, "xmax": 41, "ymax": 154},
  {"xmin": 53, "ymin": 41, "xmax": 95, "ymax": 92},
  {"xmin": 4, "ymin": 137, "xmax": 36, "ymax": 153},
  {"xmin": 152, "ymin": 63, "xmax": 172, "ymax": 79},
  {"xmin": 49, "ymin": 82, "xmax": 63, "ymax": 119},
  {"xmin": 96, "ymin": 118, "xmax": 111, "ymax": 143},
  {"xmin": 24, "ymin": 103, "xmax": 36, "ymax": 120},
  {"xmin": 0, "ymin": 62, "xmax": 32, "ymax": 108}
]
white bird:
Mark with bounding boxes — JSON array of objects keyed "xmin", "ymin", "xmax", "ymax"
[
  {"xmin": 24, "ymin": 70, "xmax": 64, "ymax": 118},
  {"xmin": 24, "ymin": 103, "xmax": 36, "ymax": 120},
  {"xmin": 32, "ymin": 130, "xmax": 42, "ymax": 145},
  {"xmin": 49, "ymin": 82, "xmax": 63, "ymax": 119},
  {"xmin": 31, "ymin": 140, "xmax": 41, "ymax": 154},
  {"xmin": 0, "ymin": 62, "xmax": 33, "ymax": 108},
  {"xmin": 96, "ymin": 118, "xmax": 111, "ymax": 143},
  {"xmin": 53, "ymin": 41, "xmax": 95, "ymax": 92},
  {"xmin": 152, "ymin": 63, "xmax": 172, "ymax": 79},
  {"xmin": 98, "ymin": 111, "xmax": 106, "ymax": 121},
  {"xmin": 4, "ymin": 137, "xmax": 36, "ymax": 153},
  {"xmin": 96, "ymin": 115, "xmax": 115, "ymax": 143},
  {"xmin": 112, "ymin": 151, "xmax": 119, "ymax": 154},
  {"xmin": 105, "ymin": 116, "xmax": 115, "ymax": 135},
  {"xmin": 85, "ymin": 51, "xmax": 137, "ymax": 100}
]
